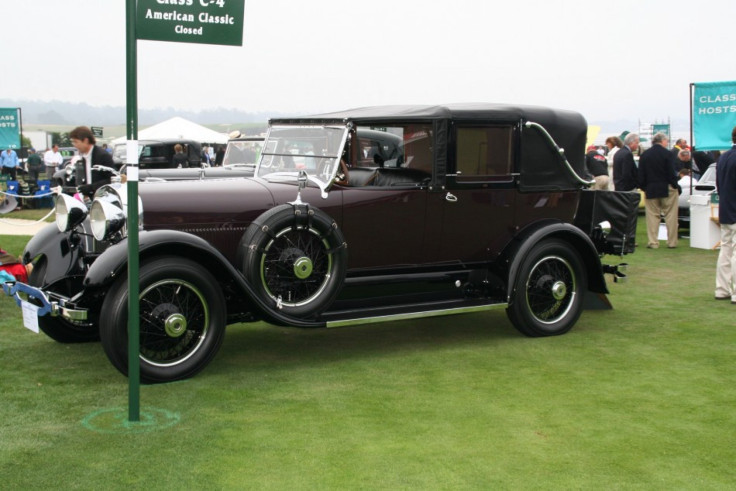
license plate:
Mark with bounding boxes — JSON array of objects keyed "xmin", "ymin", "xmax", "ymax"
[{"xmin": 21, "ymin": 300, "xmax": 40, "ymax": 333}]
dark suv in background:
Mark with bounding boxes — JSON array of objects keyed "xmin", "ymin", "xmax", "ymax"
[{"xmin": 112, "ymin": 139, "xmax": 202, "ymax": 169}]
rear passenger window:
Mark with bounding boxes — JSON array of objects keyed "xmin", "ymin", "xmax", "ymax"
[{"xmin": 455, "ymin": 126, "xmax": 513, "ymax": 182}]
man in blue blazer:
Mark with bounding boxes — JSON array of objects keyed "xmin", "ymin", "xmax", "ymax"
[
  {"xmin": 715, "ymin": 126, "xmax": 736, "ymax": 301},
  {"xmin": 638, "ymin": 132, "xmax": 679, "ymax": 248},
  {"xmin": 613, "ymin": 133, "xmax": 639, "ymax": 191}
]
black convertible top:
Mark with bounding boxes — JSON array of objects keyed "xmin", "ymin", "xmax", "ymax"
[
  {"xmin": 272, "ymin": 104, "xmax": 589, "ymax": 192},
  {"xmin": 273, "ymin": 103, "xmax": 585, "ymax": 129}
]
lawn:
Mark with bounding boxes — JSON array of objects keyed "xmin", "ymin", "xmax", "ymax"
[{"xmin": 1, "ymin": 220, "xmax": 734, "ymax": 489}]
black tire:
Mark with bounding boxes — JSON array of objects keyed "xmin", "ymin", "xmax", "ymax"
[
  {"xmin": 29, "ymin": 257, "xmax": 99, "ymax": 343},
  {"xmin": 506, "ymin": 239, "xmax": 586, "ymax": 337},
  {"xmin": 99, "ymin": 256, "xmax": 226, "ymax": 383},
  {"xmin": 241, "ymin": 204, "xmax": 347, "ymax": 318}
]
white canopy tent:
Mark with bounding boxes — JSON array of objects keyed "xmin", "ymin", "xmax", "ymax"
[{"xmin": 111, "ymin": 117, "xmax": 228, "ymax": 145}]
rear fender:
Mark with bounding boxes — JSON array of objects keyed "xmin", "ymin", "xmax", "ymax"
[{"xmin": 502, "ymin": 221, "xmax": 608, "ymax": 302}]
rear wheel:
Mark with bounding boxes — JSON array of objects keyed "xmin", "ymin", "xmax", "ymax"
[
  {"xmin": 99, "ymin": 256, "xmax": 226, "ymax": 383},
  {"xmin": 507, "ymin": 239, "xmax": 585, "ymax": 337}
]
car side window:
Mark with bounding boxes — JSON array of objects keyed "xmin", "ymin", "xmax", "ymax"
[{"xmin": 455, "ymin": 126, "xmax": 513, "ymax": 182}]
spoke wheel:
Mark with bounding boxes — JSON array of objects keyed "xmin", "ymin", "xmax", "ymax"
[
  {"xmin": 507, "ymin": 239, "xmax": 585, "ymax": 337},
  {"xmin": 100, "ymin": 256, "xmax": 226, "ymax": 383},
  {"xmin": 138, "ymin": 279, "xmax": 210, "ymax": 367},
  {"xmin": 241, "ymin": 204, "xmax": 347, "ymax": 318},
  {"xmin": 260, "ymin": 227, "xmax": 332, "ymax": 307},
  {"xmin": 525, "ymin": 255, "xmax": 576, "ymax": 324}
]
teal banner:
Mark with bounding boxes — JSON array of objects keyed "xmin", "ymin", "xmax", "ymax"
[
  {"xmin": 0, "ymin": 108, "xmax": 20, "ymax": 149},
  {"xmin": 692, "ymin": 81, "xmax": 736, "ymax": 151},
  {"xmin": 652, "ymin": 124, "xmax": 670, "ymax": 140}
]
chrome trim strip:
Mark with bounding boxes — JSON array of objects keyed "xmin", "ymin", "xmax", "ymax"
[{"xmin": 326, "ymin": 302, "xmax": 507, "ymax": 328}]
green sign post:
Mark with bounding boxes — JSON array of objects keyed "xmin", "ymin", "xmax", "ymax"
[{"xmin": 125, "ymin": 0, "xmax": 244, "ymax": 422}]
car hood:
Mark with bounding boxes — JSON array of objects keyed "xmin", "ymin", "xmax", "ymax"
[
  {"xmin": 137, "ymin": 177, "xmax": 340, "ymax": 231},
  {"xmin": 138, "ymin": 178, "xmax": 276, "ymax": 230}
]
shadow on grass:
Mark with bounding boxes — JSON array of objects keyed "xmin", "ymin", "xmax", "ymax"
[{"xmin": 209, "ymin": 309, "xmax": 524, "ymax": 377}]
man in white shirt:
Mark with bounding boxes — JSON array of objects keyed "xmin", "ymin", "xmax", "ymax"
[{"xmin": 43, "ymin": 144, "xmax": 63, "ymax": 179}]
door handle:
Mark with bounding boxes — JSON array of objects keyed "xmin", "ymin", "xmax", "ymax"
[{"xmin": 445, "ymin": 192, "xmax": 458, "ymax": 202}]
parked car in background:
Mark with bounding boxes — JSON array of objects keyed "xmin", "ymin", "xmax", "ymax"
[
  {"xmin": 5, "ymin": 103, "xmax": 639, "ymax": 383},
  {"xmin": 130, "ymin": 136, "xmax": 264, "ymax": 181},
  {"xmin": 112, "ymin": 139, "xmax": 202, "ymax": 169}
]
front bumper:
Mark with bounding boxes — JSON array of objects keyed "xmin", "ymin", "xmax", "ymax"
[{"xmin": 3, "ymin": 281, "xmax": 89, "ymax": 321}]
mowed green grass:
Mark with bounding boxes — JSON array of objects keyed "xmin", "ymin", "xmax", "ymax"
[{"xmin": 1, "ymin": 220, "xmax": 734, "ymax": 489}]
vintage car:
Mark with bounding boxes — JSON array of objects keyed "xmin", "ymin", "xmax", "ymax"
[{"xmin": 4, "ymin": 104, "xmax": 639, "ymax": 383}]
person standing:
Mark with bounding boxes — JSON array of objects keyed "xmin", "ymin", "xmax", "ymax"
[
  {"xmin": 671, "ymin": 138, "xmax": 688, "ymax": 158},
  {"xmin": 605, "ymin": 136, "xmax": 623, "ymax": 189},
  {"xmin": 172, "ymin": 143, "xmax": 189, "ymax": 168},
  {"xmin": 69, "ymin": 126, "xmax": 115, "ymax": 198},
  {"xmin": 43, "ymin": 144, "xmax": 63, "ymax": 179},
  {"xmin": 638, "ymin": 132, "xmax": 679, "ymax": 249},
  {"xmin": 715, "ymin": 126, "xmax": 736, "ymax": 302},
  {"xmin": 1, "ymin": 148, "xmax": 20, "ymax": 180},
  {"xmin": 215, "ymin": 145, "xmax": 225, "ymax": 166},
  {"xmin": 585, "ymin": 145, "xmax": 610, "ymax": 190},
  {"xmin": 613, "ymin": 133, "xmax": 639, "ymax": 191},
  {"xmin": 26, "ymin": 148, "xmax": 44, "ymax": 181}
]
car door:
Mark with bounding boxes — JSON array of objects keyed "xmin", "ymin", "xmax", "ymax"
[
  {"xmin": 338, "ymin": 124, "xmax": 433, "ymax": 271},
  {"xmin": 432, "ymin": 123, "xmax": 518, "ymax": 264}
]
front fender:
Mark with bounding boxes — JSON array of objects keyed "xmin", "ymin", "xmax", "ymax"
[
  {"xmin": 23, "ymin": 222, "xmax": 86, "ymax": 285},
  {"xmin": 504, "ymin": 220, "xmax": 608, "ymax": 301},
  {"xmin": 83, "ymin": 229, "xmax": 323, "ymax": 328}
]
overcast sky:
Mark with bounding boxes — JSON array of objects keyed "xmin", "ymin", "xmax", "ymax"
[{"xmin": 4, "ymin": 0, "xmax": 735, "ymax": 128}]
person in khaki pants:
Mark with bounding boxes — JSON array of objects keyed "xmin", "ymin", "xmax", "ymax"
[
  {"xmin": 715, "ymin": 126, "xmax": 736, "ymax": 302},
  {"xmin": 638, "ymin": 132, "xmax": 680, "ymax": 248}
]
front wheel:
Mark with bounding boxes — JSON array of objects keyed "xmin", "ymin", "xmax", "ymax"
[
  {"xmin": 99, "ymin": 256, "xmax": 227, "ymax": 383},
  {"xmin": 506, "ymin": 239, "xmax": 586, "ymax": 337},
  {"xmin": 29, "ymin": 257, "xmax": 99, "ymax": 343}
]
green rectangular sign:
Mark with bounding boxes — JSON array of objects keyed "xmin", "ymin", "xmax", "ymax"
[
  {"xmin": 651, "ymin": 123, "xmax": 670, "ymax": 140},
  {"xmin": 0, "ymin": 108, "xmax": 20, "ymax": 149},
  {"xmin": 137, "ymin": 0, "xmax": 244, "ymax": 47}
]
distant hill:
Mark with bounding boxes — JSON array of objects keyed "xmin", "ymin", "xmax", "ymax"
[{"xmin": 0, "ymin": 98, "xmax": 294, "ymax": 126}]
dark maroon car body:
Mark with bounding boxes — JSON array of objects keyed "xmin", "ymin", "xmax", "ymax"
[{"xmin": 5, "ymin": 104, "xmax": 639, "ymax": 383}]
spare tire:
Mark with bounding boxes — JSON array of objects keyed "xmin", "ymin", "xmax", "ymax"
[{"xmin": 240, "ymin": 204, "xmax": 347, "ymax": 318}]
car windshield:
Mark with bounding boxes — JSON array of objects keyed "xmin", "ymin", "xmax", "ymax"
[
  {"xmin": 256, "ymin": 125, "xmax": 349, "ymax": 193},
  {"xmin": 223, "ymin": 139, "xmax": 263, "ymax": 166},
  {"xmin": 113, "ymin": 143, "xmax": 145, "ymax": 161}
]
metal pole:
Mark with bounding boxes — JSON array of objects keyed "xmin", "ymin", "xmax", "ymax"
[
  {"xmin": 17, "ymin": 107, "xmax": 23, "ymax": 150},
  {"xmin": 689, "ymin": 83, "xmax": 695, "ymax": 196},
  {"xmin": 689, "ymin": 83, "xmax": 694, "ymax": 150},
  {"xmin": 126, "ymin": 0, "xmax": 140, "ymax": 422}
]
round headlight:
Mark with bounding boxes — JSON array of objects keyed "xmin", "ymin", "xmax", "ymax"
[
  {"xmin": 55, "ymin": 194, "xmax": 88, "ymax": 232},
  {"xmin": 90, "ymin": 199, "xmax": 126, "ymax": 241}
]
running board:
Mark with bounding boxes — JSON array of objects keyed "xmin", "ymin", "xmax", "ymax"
[{"xmin": 325, "ymin": 301, "xmax": 508, "ymax": 328}]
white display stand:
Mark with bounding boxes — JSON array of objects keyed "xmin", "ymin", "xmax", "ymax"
[{"xmin": 690, "ymin": 194, "xmax": 720, "ymax": 249}]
